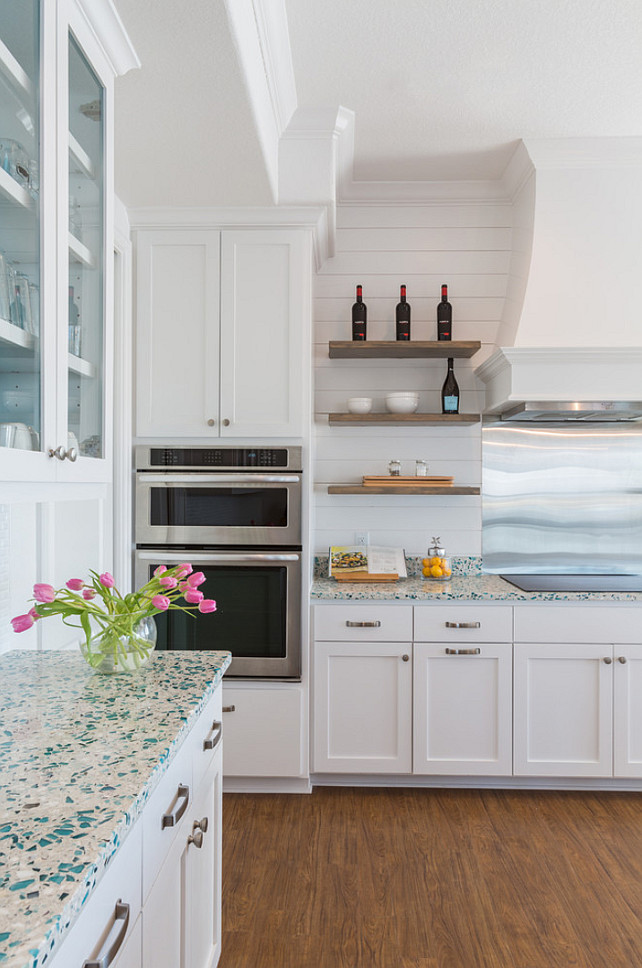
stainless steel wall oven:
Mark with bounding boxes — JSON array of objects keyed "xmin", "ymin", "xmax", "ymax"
[{"xmin": 135, "ymin": 446, "xmax": 302, "ymax": 679}]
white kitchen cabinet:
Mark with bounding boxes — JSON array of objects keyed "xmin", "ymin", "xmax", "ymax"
[
  {"xmin": 514, "ymin": 643, "xmax": 614, "ymax": 777},
  {"xmin": 135, "ymin": 228, "xmax": 308, "ymax": 439},
  {"xmin": 0, "ymin": 0, "xmax": 132, "ymax": 484},
  {"xmin": 313, "ymin": 640, "xmax": 412, "ymax": 773},
  {"xmin": 613, "ymin": 644, "xmax": 642, "ymax": 776},
  {"xmin": 413, "ymin": 642, "xmax": 513, "ymax": 775},
  {"xmin": 222, "ymin": 684, "xmax": 306, "ymax": 779}
]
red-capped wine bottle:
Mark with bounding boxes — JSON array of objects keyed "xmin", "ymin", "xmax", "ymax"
[
  {"xmin": 441, "ymin": 357, "xmax": 459, "ymax": 414},
  {"xmin": 437, "ymin": 284, "xmax": 452, "ymax": 340},
  {"xmin": 351, "ymin": 285, "xmax": 367, "ymax": 340},
  {"xmin": 395, "ymin": 284, "xmax": 410, "ymax": 340}
]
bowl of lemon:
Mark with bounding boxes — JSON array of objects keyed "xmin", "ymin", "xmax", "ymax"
[{"xmin": 422, "ymin": 537, "xmax": 452, "ymax": 581}]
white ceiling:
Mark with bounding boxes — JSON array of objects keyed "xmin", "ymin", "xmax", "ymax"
[{"xmin": 114, "ymin": 0, "xmax": 642, "ymax": 207}]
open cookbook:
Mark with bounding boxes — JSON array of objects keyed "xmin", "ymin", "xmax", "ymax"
[{"xmin": 328, "ymin": 545, "xmax": 407, "ymax": 581}]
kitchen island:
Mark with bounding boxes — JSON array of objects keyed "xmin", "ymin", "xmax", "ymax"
[{"xmin": 0, "ymin": 649, "xmax": 231, "ymax": 968}]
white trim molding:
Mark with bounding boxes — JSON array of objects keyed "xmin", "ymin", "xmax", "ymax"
[{"xmin": 74, "ymin": 0, "xmax": 140, "ymax": 76}]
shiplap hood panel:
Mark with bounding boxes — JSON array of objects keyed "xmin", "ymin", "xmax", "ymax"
[{"xmin": 477, "ymin": 138, "xmax": 642, "ymax": 419}]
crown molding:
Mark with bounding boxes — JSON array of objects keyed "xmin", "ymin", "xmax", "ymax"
[
  {"xmin": 250, "ymin": 0, "xmax": 297, "ymax": 132},
  {"xmin": 522, "ymin": 137, "xmax": 642, "ymax": 171},
  {"xmin": 74, "ymin": 0, "xmax": 140, "ymax": 76}
]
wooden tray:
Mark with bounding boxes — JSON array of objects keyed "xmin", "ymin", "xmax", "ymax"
[
  {"xmin": 334, "ymin": 573, "xmax": 399, "ymax": 582},
  {"xmin": 363, "ymin": 475, "xmax": 454, "ymax": 485}
]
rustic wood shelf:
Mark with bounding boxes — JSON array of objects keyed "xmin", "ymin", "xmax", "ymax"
[
  {"xmin": 328, "ymin": 412, "xmax": 480, "ymax": 425},
  {"xmin": 328, "ymin": 485, "xmax": 481, "ymax": 495},
  {"xmin": 329, "ymin": 340, "xmax": 481, "ymax": 360}
]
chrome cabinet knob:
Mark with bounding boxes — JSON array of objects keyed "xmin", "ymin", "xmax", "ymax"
[
  {"xmin": 207, "ymin": 418, "xmax": 216, "ymax": 426},
  {"xmin": 603, "ymin": 656, "xmax": 613, "ymax": 664},
  {"xmin": 66, "ymin": 447, "xmax": 77, "ymax": 462},
  {"xmin": 48, "ymin": 445, "xmax": 66, "ymax": 461},
  {"xmin": 618, "ymin": 656, "xmax": 628, "ymax": 664},
  {"xmin": 222, "ymin": 418, "xmax": 230, "ymax": 427},
  {"xmin": 402, "ymin": 654, "xmax": 410, "ymax": 662}
]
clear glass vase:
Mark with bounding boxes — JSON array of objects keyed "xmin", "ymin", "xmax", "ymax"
[{"xmin": 80, "ymin": 615, "xmax": 157, "ymax": 674}]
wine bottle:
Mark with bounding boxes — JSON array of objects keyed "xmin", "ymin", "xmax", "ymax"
[
  {"xmin": 395, "ymin": 285, "xmax": 410, "ymax": 341},
  {"xmin": 351, "ymin": 284, "xmax": 367, "ymax": 340},
  {"xmin": 441, "ymin": 357, "xmax": 459, "ymax": 414},
  {"xmin": 437, "ymin": 283, "xmax": 452, "ymax": 340}
]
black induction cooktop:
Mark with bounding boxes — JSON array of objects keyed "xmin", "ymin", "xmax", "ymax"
[{"xmin": 500, "ymin": 574, "xmax": 642, "ymax": 592}]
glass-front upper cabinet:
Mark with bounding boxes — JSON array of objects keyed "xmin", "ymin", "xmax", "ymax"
[
  {"xmin": 0, "ymin": 2, "xmax": 137, "ymax": 484},
  {"xmin": 66, "ymin": 32, "xmax": 105, "ymax": 465},
  {"xmin": 0, "ymin": 2, "xmax": 42, "ymax": 459}
]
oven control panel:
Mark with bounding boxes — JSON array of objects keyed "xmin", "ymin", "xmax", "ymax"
[{"xmin": 140, "ymin": 446, "xmax": 302, "ymax": 471}]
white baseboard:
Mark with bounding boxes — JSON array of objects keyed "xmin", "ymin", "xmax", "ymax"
[
  {"xmin": 223, "ymin": 776, "xmax": 312, "ymax": 794},
  {"xmin": 311, "ymin": 774, "xmax": 642, "ymax": 792}
]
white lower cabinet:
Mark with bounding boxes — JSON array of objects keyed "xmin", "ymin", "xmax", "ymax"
[
  {"xmin": 49, "ymin": 686, "xmax": 224, "ymax": 968},
  {"xmin": 413, "ymin": 642, "xmax": 513, "ymax": 775},
  {"xmin": 514, "ymin": 642, "xmax": 642, "ymax": 778},
  {"xmin": 222, "ymin": 684, "xmax": 306, "ymax": 778},
  {"xmin": 313, "ymin": 641, "xmax": 412, "ymax": 773}
]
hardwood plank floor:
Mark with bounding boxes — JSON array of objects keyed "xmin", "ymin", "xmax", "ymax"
[{"xmin": 218, "ymin": 788, "xmax": 642, "ymax": 968}]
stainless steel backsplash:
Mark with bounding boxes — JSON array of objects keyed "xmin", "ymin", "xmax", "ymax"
[{"xmin": 482, "ymin": 420, "xmax": 642, "ymax": 574}]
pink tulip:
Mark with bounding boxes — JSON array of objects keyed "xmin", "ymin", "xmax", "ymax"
[
  {"xmin": 154, "ymin": 565, "xmax": 167, "ymax": 577},
  {"xmin": 99, "ymin": 573, "xmax": 115, "ymax": 588},
  {"xmin": 184, "ymin": 588, "xmax": 204, "ymax": 604},
  {"xmin": 82, "ymin": 589, "xmax": 96, "ymax": 600},
  {"xmin": 160, "ymin": 575, "xmax": 178, "ymax": 590},
  {"xmin": 178, "ymin": 581, "xmax": 190, "ymax": 592},
  {"xmin": 175, "ymin": 563, "xmax": 193, "ymax": 577},
  {"xmin": 198, "ymin": 599, "xmax": 217, "ymax": 614},
  {"xmin": 152, "ymin": 594, "xmax": 171, "ymax": 610},
  {"xmin": 33, "ymin": 583, "xmax": 55, "ymax": 603},
  {"xmin": 187, "ymin": 572, "xmax": 206, "ymax": 588},
  {"xmin": 28, "ymin": 607, "xmax": 40, "ymax": 621},
  {"xmin": 12, "ymin": 613, "xmax": 35, "ymax": 633},
  {"xmin": 66, "ymin": 578, "xmax": 84, "ymax": 591}
]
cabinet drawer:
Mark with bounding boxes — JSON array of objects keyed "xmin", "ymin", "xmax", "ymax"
[
  {"xmin": 514, "ymin": 605, "xmax": 642, "ymax": 644},
  {"xmin": 414, "ymin": 605, "xmax": 512, "ymax": 642},
  {"xmin": 48, "ymin": 825, "xmax": 142, "ymax": 968},
  {"xmin": 190, "ymin": 687, "xmax": 224, "ymax": 792},
  {"xmin": 314, "ymin": 604, "xmax": 413, "ymax": 641},
  {"xmin": 142, "ymin": 737, "xmax": 193, "ymax": 901}
]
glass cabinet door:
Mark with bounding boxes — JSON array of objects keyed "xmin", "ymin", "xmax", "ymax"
[
  {"xmin": 67, "ymin": 32, "xmax": 104, "ymax": 461},
  {"xmin": 0, "ymin": 3, "xmax": 42, "ymax": 454}
]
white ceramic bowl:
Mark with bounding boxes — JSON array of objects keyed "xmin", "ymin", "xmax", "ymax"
[
  {"xmin": 347, "ymin": 397, "xmax": 373, "ymax": 414},
  {"xmin": 385, "ymin": 392, "xmax": 419, "ymax": 414}
]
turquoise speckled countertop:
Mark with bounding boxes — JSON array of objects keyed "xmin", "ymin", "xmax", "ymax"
[
  {"xmin": 0, "ymin": 649, "xmax": 231, "ymax": 968},
  {"xmin": 311, "ymin": 573, "xmax": 642, "ymax": 602}
]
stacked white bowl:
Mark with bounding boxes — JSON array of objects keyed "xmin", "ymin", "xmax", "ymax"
[{"xmin": 385, "ymin": 392, "xmax": 419, "ymax": 414}]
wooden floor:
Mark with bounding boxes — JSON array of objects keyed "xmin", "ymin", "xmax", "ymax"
[{"xmin": 218, "ymin": 787, "xmax": 642, "ymax": 968}]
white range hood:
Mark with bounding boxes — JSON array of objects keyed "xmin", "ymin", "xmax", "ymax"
[{"xmin": 475, "ymin": 138, "xmax": 642, "ymax": 420}]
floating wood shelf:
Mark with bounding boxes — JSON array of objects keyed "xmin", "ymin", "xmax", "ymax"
[
  {"xmin": 328, "ymin": 485, "xmax": 481, "ymax": 495},
  {"xmin": 328, "ymin": 412, "xmax": 480, "ymax": 425},
  {"xmin": 329, "ymin": 340, "xmax": 481, "ymax": 360}
]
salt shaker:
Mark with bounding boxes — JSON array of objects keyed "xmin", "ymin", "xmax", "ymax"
[
  {"xmin": 415, "ymin": 460, "xmax": 428, "ymax": 477},
  {"xmin": 388, "ymin": 459, "xmax": 401, "ymax": 476}
]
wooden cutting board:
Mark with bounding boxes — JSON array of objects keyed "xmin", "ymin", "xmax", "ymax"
[
  {"xmin": 334, "ymin": 573, "xmax": 399, "ymax": 582},
  {"xmin": 362, "ymin": 475, "xmax": 454, "ymax": 484}
]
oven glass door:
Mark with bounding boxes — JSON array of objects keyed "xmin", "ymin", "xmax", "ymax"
[
  {"xmin": 135, "ymin": 552, "xmax": 301, "ymax": 679},
  {"xmin": 135, "ymin": 474, "xmax": 301, "ymax": 546}
]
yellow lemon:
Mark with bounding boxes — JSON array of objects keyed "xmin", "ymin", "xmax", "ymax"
[
  {"xmin": 439, "ymin": 557, "xmax": 448, "ymax": 568},
  {"xmin": 430, "ymin": 556, "xmax": 441, "ymax": 566},
  {"xmin": 422, "ymin": 558, "xmax": 431, "ymax": 567},
  {"xmin": 430, "ymin": 564, "xmax": 443, "ymax": 578},
  {"xmin": 443, "ymin": 567, "xmax": 452, "ymax": 577},
  {"xmin": 422, "ymin": 567, "xmax": 431, "ymax": 578}
]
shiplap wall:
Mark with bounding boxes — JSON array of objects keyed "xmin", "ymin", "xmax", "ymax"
[{"xmin": 313, "ymin": 201, "xmax": 512, "ymax": 555}]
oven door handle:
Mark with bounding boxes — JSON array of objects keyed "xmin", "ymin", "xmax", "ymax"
[
  {"xmin": 141, "ymin": 475, "xmax": 301, "ymax": 484},
  {"xmin": 136, "ymin": 552, "xmax": 301, "ymax": 563}
]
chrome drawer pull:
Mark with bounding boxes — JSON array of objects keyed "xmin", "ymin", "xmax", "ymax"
[
  {"xmin": 445, "ymin": 648, "xmax": 481, "ymax": 656},
  {"xmin": 445, "ymin": 621, "xmax": 481, "ymax": 629},
  {"xmin": 161, "ymin": 783, "xmax": 190, "ymax": 829},
  {"xmin": 82, "ymin": 899, "xmax": 129, "ymax": 968},
  {"xmin": 346, "ymin": 620, "xmax": 381, "ymax": 628},
  {"xmin": 203, "ymin": 719, "xmax": 222, "ymax": 751},
  {"xmin": 223, "ymin": 704, "xmax": 236, "ymax": 713}
]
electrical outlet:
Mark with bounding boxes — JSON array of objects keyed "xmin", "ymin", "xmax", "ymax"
[{"xmin": 355, "ymin": 532, "xmax": 369, "ymax": 546}]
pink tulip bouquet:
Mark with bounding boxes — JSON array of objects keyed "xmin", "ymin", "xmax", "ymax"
[{"xmin": 11, "ymin": 564, "xmax": 216, "ymax": 673}]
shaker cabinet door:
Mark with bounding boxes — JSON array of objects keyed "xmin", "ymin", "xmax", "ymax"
[
  {"xmin": 135, "ymin": 229, "xmax": 221, "ymax": 437},
  {"xmin": 219, "ymin": 229, "xmax": 307, "ymax": 437}
]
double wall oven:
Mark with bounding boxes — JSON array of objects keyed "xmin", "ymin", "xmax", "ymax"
[{"xmin": 134, "ymin": 446, "xmax": 302, "ymax": 679}]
